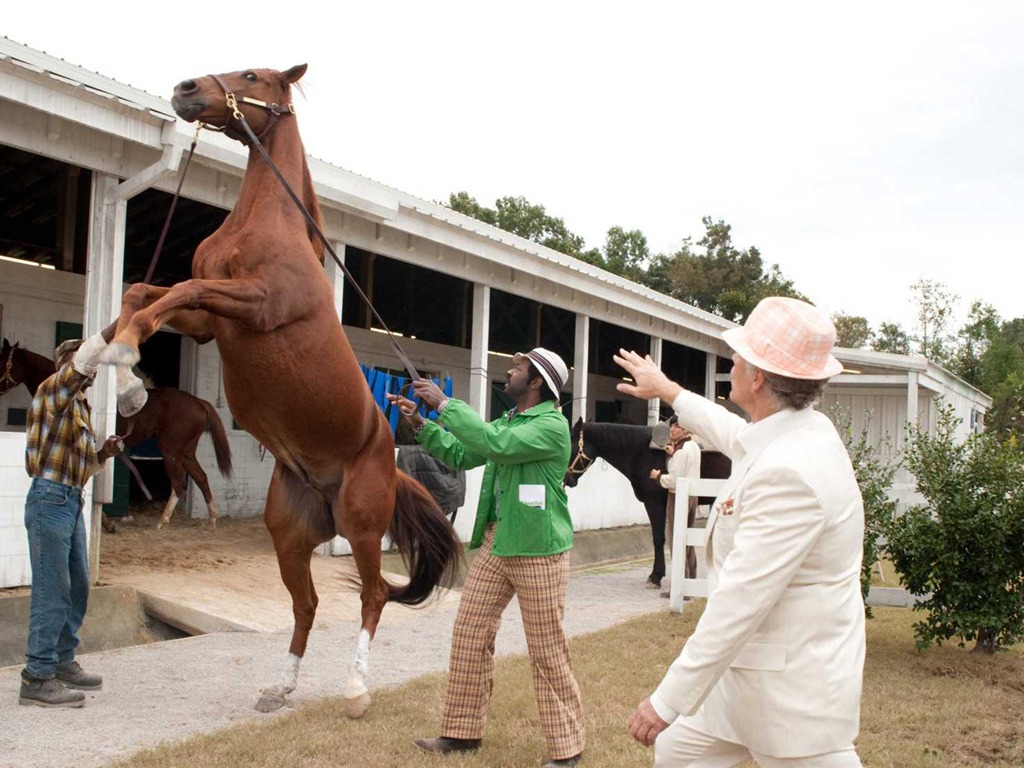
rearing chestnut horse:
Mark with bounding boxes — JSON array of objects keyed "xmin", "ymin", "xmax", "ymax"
[{"xmin": 100, "ymin": 65, "xmax": 461, "ymax": 717}]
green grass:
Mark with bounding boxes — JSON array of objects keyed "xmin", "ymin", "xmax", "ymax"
[{"xmin": 112, "ymin": 605, "xmax": 1024, "ymax": 768}]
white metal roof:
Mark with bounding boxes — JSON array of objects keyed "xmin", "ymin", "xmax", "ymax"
[{"xmin": 0, "ymin": 36, "xmax": 992, "ymax": 407}]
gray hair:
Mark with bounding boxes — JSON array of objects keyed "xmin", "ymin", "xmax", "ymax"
[{"xmin": 760, "ymin": 369, "xmax": 828, "ymax": 410}]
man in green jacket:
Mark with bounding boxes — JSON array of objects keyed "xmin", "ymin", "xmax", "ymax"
[{"xmin": 388, "ymin": 348, "xmax": 584, "ymax": 768}]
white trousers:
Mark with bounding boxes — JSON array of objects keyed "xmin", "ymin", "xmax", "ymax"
[{"xmin": 654, "ymin": 712, "xmax": 862, "ymax": 768}]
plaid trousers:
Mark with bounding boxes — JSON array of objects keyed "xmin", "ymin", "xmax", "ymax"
[{"xmin": 441, "ymin": 525, "xmax": 585, "ymax": 760}]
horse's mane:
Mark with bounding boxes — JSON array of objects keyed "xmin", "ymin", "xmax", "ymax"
[
  {"xmin": 288, "ymin": 81, "xmax": 325, "ymax": 265},
  {"xmin": 584, "ymin": 422, "xmax": 655, "ymax": 455},
  {"xmin": 299, "ymin": 152, "xmax": 325, "ymax": 264}
]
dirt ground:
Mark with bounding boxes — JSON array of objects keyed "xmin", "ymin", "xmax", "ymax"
[{"xmin": 98, "ymin": 501, "xmax": 276, "ymax": 581}]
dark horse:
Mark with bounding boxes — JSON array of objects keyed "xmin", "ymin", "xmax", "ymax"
[
  {"xmin": 563, "ymin": 418, "xmax": 731, "ymax": 587},
  {"xmin": 0, "ymin": 338, "xmax": 232, "ymax": 527},
  {"xmin": 100, "ymin": 65, "xmax": 461, "ymax": 716}
]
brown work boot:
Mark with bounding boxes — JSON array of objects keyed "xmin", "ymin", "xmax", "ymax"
[
  {"xmin": 56, "ymin": 660, "xmax": 103, "ymax": 690},
  {"xmin": 413, "ymin": 736, "xmax": 482, "ymax": 753},
  {"xmin": 19, "ymin": 674, "xmax": 85, "ymax": 708}
]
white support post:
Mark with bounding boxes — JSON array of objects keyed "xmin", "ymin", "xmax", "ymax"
[
  {"xmin": 907, "ymin": 371, "xmax": 919, "ymax": 428},
  {"xmin": 84, "ymin": 173, "xmax": 125, "ymax": 505},
  {"xmin": 325, "ymin": 240, "xmax": 347, "ymax": 322},
  {"xmin": 648, "ymin": 337, "xmax": 663, "ymax": 425},
  {"xmin": 572, "ymin": 313, "xmax": 590, "ymax": 426},
  {"xmin": 83, "ymin": 173, "xmax": 126, "ymax": 580},
  {"xmin": 705, "ymin": 351, "xmax": 717, "ymax": 401},
  {"xmin": 468, "ymin": 283, "xmax": 490, "ymax": 418}
]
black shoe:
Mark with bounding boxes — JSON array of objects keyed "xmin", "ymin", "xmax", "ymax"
[
  {"xmin": 56, "ymin": 660, "xmax": 103, "ymax": 690},
  {"xmin": 413, "ymin": 736, "xmax": 482, "ymax": 753},
  {"xmin": 542, "ymin": 754, "xmax": 582, "ymax": 768},
  {"xmin": 19, "ymin": 675, "xmax": 85, "ymax": 708}
]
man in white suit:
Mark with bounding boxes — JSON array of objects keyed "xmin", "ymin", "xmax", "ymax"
[{"xmin": 616, "ymin": 297, "xmax": 865, "ymax": 767}]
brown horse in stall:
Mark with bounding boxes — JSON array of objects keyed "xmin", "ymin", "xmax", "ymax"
[
  {"xmin": 100, "ymin": 65, "xmax": 462, "ymax": 717},
  {"xmin": 0, "ymin": 338, "xmax": 232, "ymax": 528}
]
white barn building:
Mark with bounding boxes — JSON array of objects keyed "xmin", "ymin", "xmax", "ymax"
[{"xmin": 0, "ymin": 37, "xmax": 991, "ymax": 587}]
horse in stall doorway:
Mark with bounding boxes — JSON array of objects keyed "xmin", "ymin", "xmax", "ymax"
[
  {"xmin": 563, "ymin": 418, "xmax": 731, "ymax": 588},
  {"xmin": 100, "ymin": 65, "xmax": 461, "ymax": 717},
  {"xmin": 0, "ymin": 339, "xmax": 232, "ymax": 528}
]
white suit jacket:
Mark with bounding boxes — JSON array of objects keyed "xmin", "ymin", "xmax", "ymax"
[{"xmin": 651, "ymin": 390, "xmax": 865, "ymax": 758}]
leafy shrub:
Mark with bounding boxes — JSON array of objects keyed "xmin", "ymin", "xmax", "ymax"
[{"xmin": 887, "ymin": 401, "xmax": 1024, "ymax": 652}]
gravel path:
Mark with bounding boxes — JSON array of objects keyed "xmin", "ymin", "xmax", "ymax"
[{"xmin": 0, "ymin": 564, "xmax": 669, "ymax": 768}]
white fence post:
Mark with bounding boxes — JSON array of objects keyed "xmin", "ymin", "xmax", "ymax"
[{"xmin": 669, "ymin": 477, "xmax": 727, "ymax": 613}]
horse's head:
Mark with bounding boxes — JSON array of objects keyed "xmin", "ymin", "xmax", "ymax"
[
  {"xmin": 0, "ymin": 339, "xmax": 23, "ymax": 395},
  {"xmin": 171, "ymin": 65, "xmax": 307, "ymax": 140},
  {"xmin": 563, "ymin": 417, "xmax": 597, "ymax": 488}
]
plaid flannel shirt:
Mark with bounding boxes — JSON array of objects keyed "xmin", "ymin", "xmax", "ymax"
[{"xmin": 25, "ymin": 362, "xmax": 99, "ymax": 489}]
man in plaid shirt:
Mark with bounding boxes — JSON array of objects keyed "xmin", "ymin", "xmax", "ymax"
[{"xmin": 20, "ymin": 328, "xmax": 147, "ymax": 708}]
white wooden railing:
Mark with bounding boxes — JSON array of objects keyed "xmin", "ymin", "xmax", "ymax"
[{"xmin": 668, "ymin": 477, "xmax": 728, "ymax": 613}]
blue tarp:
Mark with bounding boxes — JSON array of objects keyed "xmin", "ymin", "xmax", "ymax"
[{"xmin": 360, "ymin": 364, "xmax": 452, "ymax": 435}]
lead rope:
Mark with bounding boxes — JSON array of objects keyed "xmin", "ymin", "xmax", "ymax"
[{"xmin": 143, "ymin": 123, "xmax": 203, "ymax": 285}]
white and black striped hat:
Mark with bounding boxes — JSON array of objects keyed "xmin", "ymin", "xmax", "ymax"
[{"xmin": 513, "ymin": 347, "xmax": 568, "ymax": 397}]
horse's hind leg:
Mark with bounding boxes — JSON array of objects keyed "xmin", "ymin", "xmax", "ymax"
[
  {"xmin": 256, "ymin": 464, "xmax": 332, "ymax": 713},
  {"xmin": 182, "ymin": 452, "xmax": 220, "ymax": 528},
  {"xmin": 156, "ymin": 456, "xmax": 186, "ymax": 529},
  {"xmin": 333, "ymin": 440, "xmax": 394, "ymax": 719}
]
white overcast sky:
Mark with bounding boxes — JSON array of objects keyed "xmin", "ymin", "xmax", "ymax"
[{"xmin": 5, "ymin": 0, "xmax": 1022, "ymax": 333}]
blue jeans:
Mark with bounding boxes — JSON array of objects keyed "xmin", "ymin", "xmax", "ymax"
[{"xmin": 23, "ymin": 477, "xmax": 89, "ymax": 680}]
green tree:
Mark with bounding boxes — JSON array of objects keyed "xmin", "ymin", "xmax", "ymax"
[
  {"xmin": 832, "ymin": 313, "xmax": 872, "ymax": 349},
  {"xmin": 650, "ymin": 217, "xmax": 805, "ymax": 322},
  {"xmin": 873, "ymin": 321, "xmax": 912, "ymax": 355},
  {"xmin": 887, "ymin": 402, "xmax": 1024, "ymax": 653},
  {"xmin": 445, "ymin": 192, "xmax": 594, "ymax": 262},
  {"xmin": 951, "ymin": 301, "xmax": 1001, "ymax": 387},
  {"xmin": 602, "ymin": 226, "xmax": 650, "ymax": 280},
  {"xmin": 831, "ymin": 408, "xmax": 900, "ymax": 618},
  {"xmin": 987, "ymin": 371, "xmax": 1024, "ymax": 441},
  {"xmin": 910, "ymin": 278, "xmax": 959, "ymax": 365}
]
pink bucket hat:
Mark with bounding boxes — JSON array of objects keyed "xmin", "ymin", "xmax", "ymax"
[{"xmin": 722, "ymin": 297, "xmax": 843, "ymax": 380}]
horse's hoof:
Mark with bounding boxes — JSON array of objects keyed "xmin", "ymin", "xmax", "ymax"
[
  {"xmin": 100, "ymin": 342, "xmax": 141, "ymax": 367},
  {"xmin": 255, "ymin": 690, "xmax": 287, "ymax": 713},
  {"xmin": 344, "ymin": 691, "xmax": 371, "ymax": 719}
]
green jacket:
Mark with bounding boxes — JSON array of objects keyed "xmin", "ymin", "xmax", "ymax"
[{"xmin": 416, "ymin": 398, "xmax": 573, "ymax": 556}]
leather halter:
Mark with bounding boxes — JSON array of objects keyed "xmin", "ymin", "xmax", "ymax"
[
  {"xmin": 205, "ymin": 73, "xmax": 295, "ymax": 144},
  {"xmin": 0, "ymin": 343, "xmax": 19, "ymax": 395},
  {"xmin": 565, "ymin": 426, "xmax": 595, "ymax": 476}
]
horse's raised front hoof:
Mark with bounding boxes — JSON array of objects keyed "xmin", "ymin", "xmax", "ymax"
[
  {"xmin": 344, "ymin": 691, "xmax": 371, "ymax": 719},
  {"xmin": 100, "ymin": 341, "xmax": 141, "ymax": 367},
  {"xmin": 255, "ymin": 689, "xmax": 287, "ymax": 713}
]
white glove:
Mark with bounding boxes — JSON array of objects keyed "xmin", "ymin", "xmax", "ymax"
[
  {"xmin": 116, "ymin": 366, "xmax": 149, "ymax": 417},
  {"xmin": 72, "ymin": 333, "xmax": 108, "ymax": 377}
]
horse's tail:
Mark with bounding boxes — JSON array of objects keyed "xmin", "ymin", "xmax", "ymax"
[
  {"xmin": 199, "ymin": 400, "xmax": 233, "ymax": 478},
  {"xmin": 386, "ymin": 470, "xmax": 463, "ymax": 606}
]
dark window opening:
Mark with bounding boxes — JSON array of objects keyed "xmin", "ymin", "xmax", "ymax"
[
  {"xmin": 341, "ymin": 246, "xmax": 472, "ymax": 348},
  {"xmin": 589, "ymin": 320, "xmax": 649, "ymax": 378},
  {"xmin": 124, "ymin": 189, "xmax": 228, "ymax": 286},
  {"xmin": 488, "ymin": 290, "xmax": 574, "ymax": 367},
  {"xmin": 0, "ymin": 144, "xmax": 91, "ymax": 274}
]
